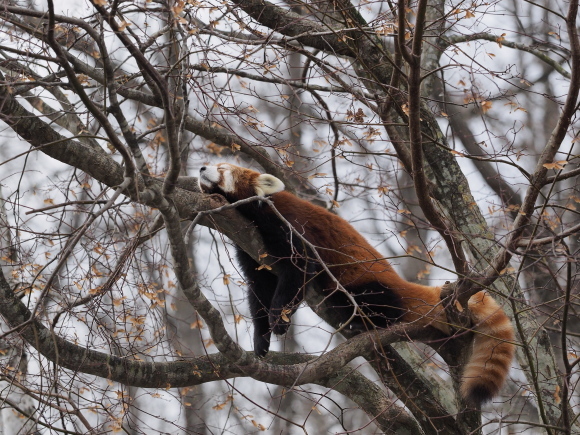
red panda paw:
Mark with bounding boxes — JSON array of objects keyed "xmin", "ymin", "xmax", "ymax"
[
  {"xmin": 253, "ymin": 333, "xmax": 270, "ymax": 358},
  {"xmin": 343, "ymin": 318, "xmax": 367, "ymax": 333},
  {"xmin": 269, "ymin": 310, "xmax": 291, "ymax": 336},
  {"xmin": 272, "ymin": 322, "xmax": 290, "ymax": 336}
]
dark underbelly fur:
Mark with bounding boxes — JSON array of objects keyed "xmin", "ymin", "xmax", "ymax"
[{"xmin": 236, "ymin": 245, "xmax": 404, "ymax": 357}]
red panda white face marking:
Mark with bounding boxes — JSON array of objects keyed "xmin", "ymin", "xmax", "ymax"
[
  {"xmin": 199, "ymin": 163, "xmax": 234, "ymax": 193},
  {"xmin": 199, "ymin": 163, "xmax": 284, "ymax": 198}
]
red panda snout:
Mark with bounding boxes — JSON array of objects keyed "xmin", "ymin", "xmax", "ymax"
[
  {"xmin": 198, "ymin": 163, "xmax": 238, "ymax": 194},
  {"xmin": 198, "ymin": 165, "xmax": 221, "ymax": 192}
]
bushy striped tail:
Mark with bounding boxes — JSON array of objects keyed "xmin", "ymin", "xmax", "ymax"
[{"xmin": 460, "ymin": 291, "xmax": 516, "ymax": 405}]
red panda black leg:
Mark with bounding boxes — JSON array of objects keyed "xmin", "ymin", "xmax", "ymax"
[
  {"xmin": 236, "ymin": 249, "xmax": 277, "ymax": 357},
  {"xmin": 236, "ymin": 236, "xmax": 314, "ymax": 355},
  {"xmin": 249, "ymin": 286, "xmax": 275, "ymax": 357},
  {"xmin": 251, "ymin": 300, "xmax": 272, "ymax": 358},
  {"xmin": 268, "ymin": 266, "xmax": 310, "ymax": 336}
]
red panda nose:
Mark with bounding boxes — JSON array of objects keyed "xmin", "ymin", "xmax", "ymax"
[{"xmin": 200, "ymin": 166, "xmax": 206, "ymax": 172}]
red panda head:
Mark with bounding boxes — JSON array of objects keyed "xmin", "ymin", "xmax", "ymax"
[{"xmin": 198, "ymin": 163, "xmax": 285, "ymax": 201}]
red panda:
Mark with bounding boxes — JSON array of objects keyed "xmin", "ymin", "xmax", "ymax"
[{"xmin": 198, "ymin": 163, "xmax": 515, "ymax": 405}]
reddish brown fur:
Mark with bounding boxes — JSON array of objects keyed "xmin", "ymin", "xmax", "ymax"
[
  {"xmin": 272, "ymin": 191, "xmax": 446, "ymax": 323},
  {"xmin": 461, "ymin": 292, "xmax": 516, "ymax": 403}
]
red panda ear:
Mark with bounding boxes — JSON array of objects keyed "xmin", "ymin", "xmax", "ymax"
[{"xmin": 255, "ymin": 174, "xmax": 285, "ymax": 196}]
